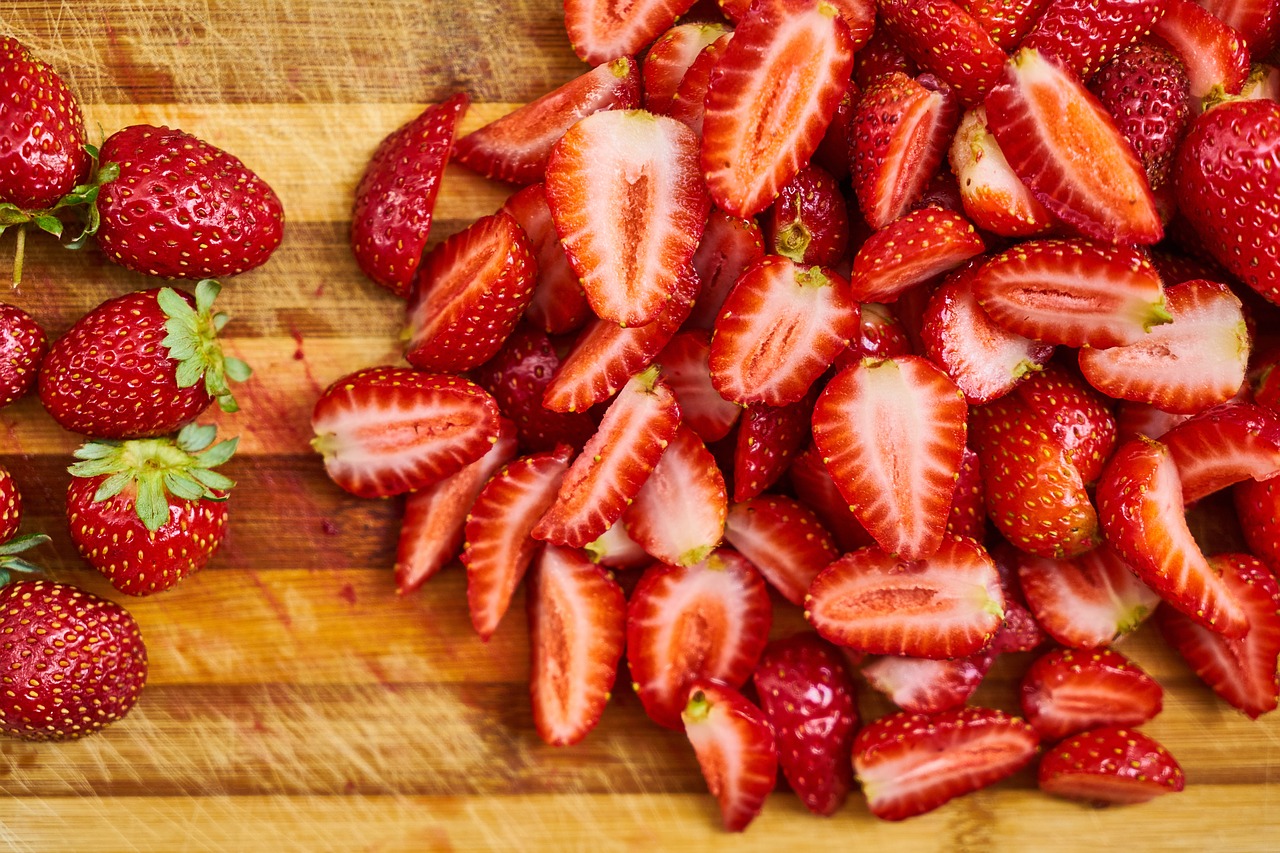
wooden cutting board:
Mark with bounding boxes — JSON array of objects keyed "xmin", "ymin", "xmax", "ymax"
[{"xmin": 1, "ymin": 2, "xmax": 1277, "ymax": 850}]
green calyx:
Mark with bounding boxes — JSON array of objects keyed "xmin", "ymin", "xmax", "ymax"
[
  {"xmin": 160, "ymin": 279, "xmax": 253, "ymax": 413},
  {"xmin": 67, "ymin": 422, "xmax": 238, "ymax": 533},
  {"xmin": 0, "ymin": 533, "xmax": 51, "ymax": 585}
]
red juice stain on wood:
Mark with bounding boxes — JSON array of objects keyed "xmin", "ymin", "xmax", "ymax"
[
  {"xmin": 248, "ymin": 569, "xmax": 294, "ymax": 631},
  {"xmin": 338, "ymin": 583, "xmax": 358, "ymax": 605}
]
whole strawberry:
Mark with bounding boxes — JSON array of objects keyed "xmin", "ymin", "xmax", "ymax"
[
  {"xmin": 0, "ymin": 303, "xmax": 46, "ymax": 408},
  {"xmin": 1089, "ymin": 44, "xmax": 1192, "ymax": 190},
  {"xmin": 93, "ymin": 124, "xmax": 284, "ymax": 279},
  {"xmin": 39, "ymin": 280, "xmax": 250, "ymax": 438},
  {"xmin": 66, "ymin": 423, "xmax": 236, "ymax": 596}
]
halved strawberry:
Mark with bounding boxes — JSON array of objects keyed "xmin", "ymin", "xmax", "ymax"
[
  {"xmin": 861, "ymin": 651, "xmax": 996, "ymax": 714},
  {"xmin": 528, "ymin": 545, "xmax": 627, "ymax": 746},
  {"xmin": 811, "ymin": 356, "xmax": 968, "ymax": 558},
  {"xmin": 500, "ymin": 185, "xmax": 592, "ymax": 335},
  {"xmin": 655, "ymin": 330, "xmax": 741, "ymax": 443},
  {"xmin": 1165, "ymin": 403, "xmax": 1280, "ymax": 503},
  {"xmin": 1149, "ymin": 0, "xmax": 1252, "ymax": 109},
  {"xmin": 311, "ymin": 367, "xmax": 500, "ymax": 498},
  {"xmin": 564, "ymin": 0, "xmax": 698, "ymax": 65},
  {"xmin": 624, "ymin": 423, "xmax": 727, "ymax": 566},
  {"xmin": 787, "ymin": 443, "xmax": 879, "ymax": 552},
  {"xmin": 814, "ymin": 81, "xmax": 860, "ymax": 180},
  {"xmin": 762, "ymin": 165, "xmax": 851, "ymax": 266},
  {"xmin": 668, "ymin": 32, "xmax": 734, "ymax": 136},
  {"xmin": 1019, "ymin": 0, "xmax": 1168, "ymax": 81},
  {"xmin": 949, "ymin": 106, "xmax": 1057, "ymax": 237},
  {"xmin": 946, "ymin": 447, "xmax": 987, "ymax": 540},
  {"xmin": 719, "ymin": 0, "xmax": 877, "ymax": 41},
  {"xmin": 833, "ymin": 301, "xmax": 915, "ymax": 371},
  {"xmin": 643, "ymin": 22, "xmax": 733, "ymax": 116},
  {"xmin": 848, "ymin": 207, "xmax": 985, "ymax": 303},
  {"xmin": 1236, "ymin": 477, "xmax": 1280, "ymax": 572},
  {"xmin": 1117, "ymin": 400, "xmax": 1191, "ymax": 440},
  {"xmin": 733, "ymin": 389, "xmax": 818, "ymax": 501},
  {"xmin": 701, "ymin": 0, "xmax": 856, "ymax": 216},
  {"xmin": 985, "ymin": 48, "xmax": 1163, "ymax": 245},
  {"xmin": 585, "ymin": 518, "xmax": 653, "ymax": 571},
  {"xmin": 545, "ymin": 109, "xmax": 710, "ymax": 327},
  {"xmin": 1020, "ymin": 647, "xmax": 1163, "ymax": 741},
  {"xmin": 956, "ymin": 0, "xmax": 1052, "ymax": 49},
  {"xmin": 806, "ymin": 537, "xmax": 1005, "ymax": 658},
  {"xmin": 879, "ymin": 0, "xmax": 1008, "ymax": 105},
  {"xmin": 533, "ymin": 367, "xmax": 681, "ymax": 548},
  {"xmin": 854, "ymin": 707, "xmax": 1040, "ymax": 821},
  {"xmin": 687, "ymin": 208, "xmax": 767, "ymax": 330},
  {"xmin": 682, "ymin": 681, "xmax": 779, "ymax": 832},
  {"xmin": 1198, "ymin": 0, "xmax": 1280, "ymax": 55},
  {"xmin": 1039, "ymin": 727, "xmax": 1185, "ymax": 804},
  {"xmin": 627, "ymin": 550, "xmax": 773, "ymax": 729},
  {"xmin": 724, "ymin": 495, "xmax": 840, "ymax": 605},
  {"xmin": 463, "ymin": 445, "xmax": 574, "ymax": 640}
]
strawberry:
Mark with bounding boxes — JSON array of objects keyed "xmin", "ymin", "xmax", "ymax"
[
  {"xmin": 1240, "ymin": 61, "xmax": 1280, "ymax": 99},
  {"xmin": 1097, "ymin": 436, "xmax": 1250, "ymax": 636},
  {"xmin": 1150, "ymin": 0, "xmax": 1251, "ymax": 109},
  {"xmin": 811, "ymin": 355, "xmax": 968, "ymax": 559},
  {"xmin": 1039, "ymin": 727, "xmax": 1185, "ymax": 803},
  {"xmin": 806, "ymin": 537, "xmax": 1005, "ymax": 658},
  {"xmin": 565, "ymin": 0, "xmax": 698, "ymax": 65},
  {"xmin": 1164, "ymin": 403, "xmax": 1280, "ymax": 503},
  {"xmin": 546, "ymin": 109, "xmax": 710, "ymax": 327},
  {"xmin": 832, "ymin": 302, "xmax": 914, "ymax": 371},
  {"xmin": 1117, "ymin": 400, "xmax": 1191, "ymax": 440},
  {"xmin": 719, "ymin": 0, "xmax": 877, "ymax": 37},
  {"xmin": 1020, "ymin": 647, "xmax": 1163, "ymax": 740},
  {"xmin": 733, "ymin": 389, "xmax": 819, "ymax": 501},
  {"xmin": 861, "ymin": 651, "xmax": 996, "ymax": 714},
  {"xmin": 39, "ymin": 281, "xmax": 250, "ymax": 439},
  {"xmin": 1236, "ymin": 477, "xmax": 1280, "ymax": 571},
  {"xmin": 849, "ymin": 207, "xmax": 985, "ymax": 303},
  {"xmin": 624, "ymin": 423, "xmax": 727, "ymax": 566},
  {"xmin": 1175, "ymin": 100, "xmax": 1280, "ymax": 305},
  {"xmin": 787, "ymin": 443, "xmax": 880, "ymax": 552},
  {"xmin": 1018, "ymin": 0, "xmax": 1168, "ymax": 82},
  {"xmin": 681, "ymin": 681, "xmax": 779, "ymax": 832},
  {"xmin": 528, "ymin": 544, "xmax": 626, "ymax": 745},
  {"xmin": 643, "ymin": 22, "xmax": 733, "ymax": 116},
  {"xmin": 949, "ymin": 106, "xmax": 1057, "ymax": 237},
  {"xmin": 752, "ymin": 633, "xmax": 859, "ymax": 816},
  {"xmin": 0, "ymin": 464, "xmax": 22, "ymax": 544},
  {"xmin": 655, "ymin": 330, "xmax": 741, "ymax": 443},
  {"xmin": 499, "ymin": 185, "xmax": 592, "ymax": 335},
  {"xmin": 984, "ymin": 48, "xmax": 1163, "ymax": 245},
  {"xmin": 0, "ymin": 303, "xmax": 47, "ymax": 408},
  {"xmin": 1015, "ymin": 545, "xmax": 1162, "ymax": 647},
  {"xmin": 701, "ymin": 0, "xmax": 856, "ymax": 217},
  {"xmin": 814, "ymin": 82, "xmax": 860, "ymax": 180},
  {"xmin": 687, "ymin": 208, "xmax": 766, "ymax": 330},
  {"xmin": 853, "ymin": 23, "xmax": 919, "ymax": 88},
  {"xmin": 404, "ymin": 211, "xmax": 537, "ymax": 372},
  {"xmin": 627, "ymin": 550, "xmax": 773, "ymax": 729},
  {"xmin": 956, "ymin": 0, "xmax": 1052, "ymax": 49},
  {"xmin": 879, "ymin": 0, "xmax": 1008, "ymax": 105},
  {"xmin": 453, "ymin": 58, "xmax": 640, "ymax": 185},
  {"xmin": 1158, "ymin": 553, "xmax": 1280, "ymax": 717},
  {"xmin": 585, "ymin": 518, "xmax": 653, "ymax": 571},
  {"xmin": 0, "ymin": 580, "xmax": 147, "ymax": 741},
  {"xmin": 66, "ymin": 423, "xmax": 236, "ymax": 596},
  {"xmin": 946, "ymin": 447, "xmax": 987, "ymax": 540},
  {"xmin": 854, "ymin": 707, "xmax": 1040, "ymax": 821},
  {"xmin": 667, "ymin": 32, "xmax": 734, "ymax": 136},
  {"xmin": 724, "ymin": 495, "xmax": 840, "ymax": 605},
  {"xmin": 1198, "ymin": 0, "xmax": 1280, "ymax": 55},
  {"xmin": 310, "ymin": 366, "xmax": 500, "ymax": 498},
  {"xmin": 762, "ymin": 165, "xmax": 850, "ymax": 266}
]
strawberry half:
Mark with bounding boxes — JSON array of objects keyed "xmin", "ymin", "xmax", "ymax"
[
  {"xmin": 667, "ymin": 32, "xmax": 734, "ymax": 137},
  {"xmin": 624, "ymin": 423, "xmax": 727, "ymax": 566},
  {"xmin": 655, "ymin": 330, "xmax": 741, "ymax": 443},
  {"xmin": 732, "ymin": 390, "xmax": 818, "ymax": 501},
  {"xmin": 832, "ymin": 301, "xmax": 914, "ymax": 372},
  {"xmin": 861, "ymin": 651, "xmax": 996, "ymax": 714},
  {"xmin": 1020, "ymin": 647, "xmax": 1163, "ymax": 741},
  {"xmin": 787, "ymin": 443, "xmax": 879, "ymax": 553},
  {"xmin": 879, "ymin": 0, "xmax": 1008, "ymax": 105},
  {"xmin": 1164, "ymin": 402, "xmax": 1280, "ymax": 503},
  {"xmin": 949, "ymin": 106, "xmax": 1056, "ymax": 237},
  {"xmin": 687, "ymin": 208, "xmax": 767, "ymax": 330},
  {"xmin": 724, "ymin": 495, "xmax": 840, "ymax": 605},
  {"xmin": 500, "ymin": 185, "xmax": 592, "ymax": 335},
  {"xmin": 1149, "ymin": 0, "xmax": 1251, "ymax": 109},
  {"xmin": 643, "ymin": 22, "xmax": 733, "ymax": 116},
  {"xmin": 1197, "ymin": 0, "xmax": 1280, "ymax": 55},
  {"xmin": 585, "ymin": 518, "xmax": 652, "ymax": 571},
  {"xmin": 946, "ymin": 447, "xmax": 987, "ymax": 541},
  {"xmin": 762, "ymin": 165, "xmax": 851, "ymax": 266},
  {"xmin": 1019, "ymin": 0, "xmax": 1169, "ymax": 81},
  {"xmin": 848, "ymin": 207, "xmax": 985, "ymax": 303},
  {"xmin": 1039, "ymin": 727, "xmax": 1185, "ymax": 804},
  {"xmin": 682, "ymin": 681, "xmax": 779, "ymax": 832},
  {"xmin": 1236, "ymin": 478, "xmax": 1280, "ymax": 572},
  {"xmin": 565, "ymin": 0, "xmax": 698, "ymax": 65}
]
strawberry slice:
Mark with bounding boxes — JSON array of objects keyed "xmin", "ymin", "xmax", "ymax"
[
  {"xmin": 681, "ymin": 681, "xmax": 779, "ymax": 832},
  {"xmin": 405, "ymin": 211, "xmax": 537, "ymax": 372},
  {"xmin": 463, "ymin": 445, "xmax": 574, "ymax": 640},
  {"xmin": 733, "ymin": 389, "xmax": 818, "ymax": 501},
  {"xmin": 687, "ymin": 208, "xmax": 767, "ymax": 330},
  {"xmin": 848, "ymin": 208, "xmax": 985, "ymax": 303},
  {"xmin": 1236, "ymin": 478, "xmax": 1280, "ymax": 572},
  {"xmin": 709, "ymin": 257, "xmax": 860, "ymax": 406},
  {"xmin": 721, "ymin": 0, "xmax": 878, "ymax": 36},
  {"xmin": 1117, "ymin": 400, "xmax": 1191, "ymax": 440},
  {"xmin": 1019, "ymin": 0, "xmax": 1168, "ymax": 81},
  {"xmin": 655, "ymin": 330, "xmax": 741, "ymax": 443},
  {"xmin": 533, "ymin": 367, "xmax": 681, "ymax": 548},
  {"xmin": 1197, "ymin": 0, "xmax": 1279, "ymax": 55},
  {"xmin": 627, "ymin": 550, "xmax": 773, "ymax": 729},
  {"xmin": 854, "ymin": 707, "xmax": 1040, "ymax": 821},
  {"xmin": 701, "ymin": 0, "xmax": 856, "ymax": 217},
  {"xmin": 545, "ymin": 109, "xmax": 710, "ymax": 327},
  {"xmin": 668, "ymin": 32, "xmax": 734, "ymax": 137},
  {"xmin": 1149, "ymin": 0, "xmax": 1252, "ymax": 109},
  {"xmin": 814, "ymin": 82, "xmax": 859, "ymax": 180},
  {"xmin": 1078, "ymin": 278, "xmax": 1250, "ymax": 415},
  {"xmin": 1165, "ymin": 403, "xmax": 1280, "ymax": 503},
  {"xmin": 806, "ymin": 538, "xmax": 1005, "ymax": 658},
  {"xmin": 985, "ymin": 48, "xmax": 1163, "ymax": 246},
  {"xmin": 394, "ymin": 420, "xmax": 518, "ymax": 595},
  {"xmin": 971, "ymin": 239, "xmax": 1170, "ymax": 348},
  {"xmin": 527, "ymin": 545, "xmax": 627, "ymax": 746},
  {"xmin": 724, "ymin": 495, "xmax": 840, "ymax": 605},
  {"xmin": 833, "ymin": 301, "xmax": 915, "ymax": 372},
  {"xmin": 1020, "ymin": 647, "xmax": 1163, "ymax": 741},
  {"xmin": 500, "ymin": 185, "xmax": 592, "ymax": 335},
  {"xmin": 946, "ymin": 447, "xmax": 986, "ymax": 540},
  {"xmin": 564, "ymin": 0, "xmax": 698, "ymax": 65},
  {"xmin": 1158, "ymin": 553, "xmax": 1280, "ymax": 717},
  {"xmin": 949, "ymin": 106, "xmax": 1056, "ymax": 237},
  {"xmin": 861, "ymin": 651, "xmax": 996, "ymax": 714},
  {"xmin": 811, "ymin": 355, "xmax": 969, "ymax": 559},
  {"xmin": 311, "ymin": 367, "xmax": 500, "ymax": 499},
  {"xmin": 752, "ymin": 633, "xmax": 859, "ymax": 816},
  {"xmin": 879, "ymin": 0, "xmax": 1008, "ymax": 105},
  {"xmin": 787, "ymin": 443, "xmax": 879, "ymax": 553},
  {"xmin": 1097, "ymin": 437, "xmax": 1250, "ymax": 637},
  {"xmin": 1039, "ymin": 727, "xmax": 1185, "ymax": 804},
  {"xmin": 585, "ymin": 518, "xmax": 652, "ymax": 571},
  {"xmin": 624, "ymin": 423, "xmax": 727, "ymax": 566},
  {"xmin": 643, "ymin": 22, "xmax": 733, "ymax": 116}
]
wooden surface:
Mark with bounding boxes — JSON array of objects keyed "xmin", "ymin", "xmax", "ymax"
[{"xmin": 0, "ymin": 2, "xmax": 1277, "ymax": 851}]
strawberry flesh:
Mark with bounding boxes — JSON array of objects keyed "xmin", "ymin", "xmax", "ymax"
[
  {"xmin": 1020, "ymin": 647, "xmax": 1163, "ymax": 740},
  {"xmin": 1039, "ymin": 727, "xmax": 1185, "ymax": 803},
  {"xmin": 724, "ymin": 495, "xmax": 840, "ymax": 605},
  {"xmin": 682, "ymin": 680, "xmax": 779, "ymax": 831}
]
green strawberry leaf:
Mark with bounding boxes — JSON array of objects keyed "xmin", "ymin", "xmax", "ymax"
[
  {"xmin": 32, "ymin": 215, "xmax": 63, "ymax": 237},
  {"xmin": 0, "ymin": 533, "xmax": 51, "ymax": 557}
]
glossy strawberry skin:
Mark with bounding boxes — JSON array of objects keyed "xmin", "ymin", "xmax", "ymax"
[
  {"xmin": 1020, "ymin": 647, "xmax": 1163, "ymax": 741},
  {"xmin": 1039, "ymin": 727, "xmax": 1185, "ymax": 804},
  {"xmin": 733, "ymin": 391, "xmax": 817, "ymax": 502},
  {"xmin": 1236, "ymin": 478, "xmax": 1280, "ymax": 572},
  {"xmin": 723, "ymin": 495, "xmax": 840, "ymax": 605},
  {"xmin": 0, "ymin": 464, "xmax": 21, "ymax": 544},
  {"xmin": 1019, "ymin": 0, "xmax": 1169, "ymax": 81},
  {"xmin": 957, "ymin": 0, "xmax": 1052, "ymax": 49},
  {"xmin": 1089, "ymin": 44, "xmax": 1192, "ymax": 190},
  {"xmin": 0, "ymin": 304, "xmax": 47, "ymax": 408},
  {"xmin": 848, "ymin": 207, "xmax": 986, "ymax": 303},
  {"xmin": 879, "ymin": 0, "xmax": 1008, "ymax": 105},
  {"xmin": 763, "ymin": 165, "xmax": 850, "ymax": 266},
  {"xmin": 499, "ymin": 184, "xmax": 592, "ymax": 335},
  {"xmin": 643, "ymin": 22, "xmax": 732, "ymax": 116},
  {"xmin": 565, "ymin": 0, "xmax": 698, "ymax": 65},
  {"xmin": 687, "ymin": 208, "xmax": 766, "ymax": 330}
]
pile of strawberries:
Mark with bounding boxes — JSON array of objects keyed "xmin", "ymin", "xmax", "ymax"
[{"xmin": 0, "ymin": 38, "xmax": 284, "ymax": 740}]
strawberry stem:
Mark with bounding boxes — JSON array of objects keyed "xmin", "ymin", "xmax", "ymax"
[{"xmin": 12, "ymin": 225, "xmax": 24, "ymax": 289}]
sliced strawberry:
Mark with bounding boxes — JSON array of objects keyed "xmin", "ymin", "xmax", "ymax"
[
  {"xmin": 1198, "ymin": 0, "xmax": 1280, "ymax": 55},
  {"xmin": 687, "ymin": 208, "xmax": 767, "ymax": 330},
  {"xmin": 564, "ymin": 0, "xmax": 698, "ymax": 65},
  {"xmin": 500, "ymin": 185, "xmax": 592, "ymax": 335},
  {"xmin": 946, "ymin": 447, "xmax": 986, "ymax": 540},
  {"xmin": 949, "ymin": 106, "xmax": 1057, "ymax": 237},
  {"xmin": 533, "ymin": 368, "xmax": 681, "ymax": 548},
  {"xmin": 1039, "ymin": 727, "xmax": 1185, "ymax": 804},
  {"xmin": 722, "ymin": 0, "xmax": 877, "ymax": 41},
  {"xmin": 1117, "ymin": 400, "xmax": 1191, "ymax": 440},
  {"xmin": 811, "ymin": 356, "xmax": 969, "ymax": 559},
  {"xmin": 405, "ymin": 211, "xmax": 537, "ymax": 372},
  {"xmin": 1236, "ymin": 477, "xmax": 1280, "ymax": 572},
  {"xmin": 1149, "ymin": 0, "xmax": 1252, "ymax": 109},
  {"xmin": 528, "ymin": 545, "xmax": 627, "ymax": 746},
  {"xmin": 628, "ymin": 550, "xmax": 773, "ymax": 729},
  {"xmin": 311, "ymin": 367, "xmax": 500, "ymax": 498},
  {"xmin": 1240, "ymin": 60, "xmax": 1280, "ymax": 99},
  {"xmin": 1015, "ymin": 546, "xmax": 1162, "ymax": 648},
  {"xmin": 854, "ymin": 707, "xmax": 1040, "ymax": 821},
  {"xmin": 724, "ymin": 495, "xmax": 840, "ymax": 605},
  {"xmin": 1078, "ymin": 278, "xmax": 1250, "ymax": 415},
  {"xmin": 761, "ymin": 165, "xmax": 850, "ymax": 267},
  {"xmin": 655, "ymin": 330, "xmax": 741, "ymax": 443},
  {"xmin": 806, "ymin": 538, "xmax": 1005, "ymax": 658},
  {"xmin": 1019, "ymin": 0, "xmax": 1169, "ymax": 81},
  {"xmin": 849, "ymin": 208, "xmax": 985, "ymax": 303},
  {"xmin": 1165, "ymin": 403, "xmax": 1280, "ymax": 503},
  {"xmin": 733, "ymin": 389, "xmax": 818, "ymax": 501},
  {"xmin": 1009, "ymin": 363, "xmax": 1120, "ymax": 484},
  {"xmin": 985, "ymin": 48, "xmax": 1163, "ymax": 245},
  {"xmin": 624, "ymin": 423, "xmax": 727, "ymax": 566},
  {"xmin": 545, "ymin": 109, "xmax": 710, "ymax": 327},
  {"xmin": 463, "ymin": 445, "xmax": 574, "ymax": 640},
  {"xmin": 879, "ymin": 0, "xmax": 1008, "ymax": 105},
  {"xmin": 682, "ymin": 681, "xmax": 779, "ymax": 831},
  {"xmin": 702, "ymin": 0, "xmax": 856, "ymax": 216},
  {"xmin": 813, "ymin": 81, "xmax": 860, "ymax": 180},
  {"xmin": 454, "ymin": 58, "xmax": 641, "ymax": 185},
  {"xmin": 957, "ymin": 0, "xmax": 1052, "ymax": 49},
  {"xmin": 752, "ymin": 633, "xmax": 859, "ymax": 816},
  {"xmin": 787, "ymin": 443, "xmax": 880, "ymax": 552},
  {"xmin": 643, "ymin": 22, "xmax": 733, "ymax": 116},
  {"xmin": 668, "ymin": 32, "xmax": 734, "ymax": 136},
  {"xmin": 861, "ymin": 651, "xmax": 996, "ymax": 714},
  {"xmin": 1020, "ymin": 647, "xmax": 1163, "ymax": 741},
  {"xmin": 853, "ymin": 23, "xmax": 918, "ymax": 88},
  {"xmin": 833, "ymin": 301, "xmax": 915, "ymax": 372}
]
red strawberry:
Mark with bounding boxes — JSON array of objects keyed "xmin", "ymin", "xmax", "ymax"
[
  {"xmin": 682, "ymin": 681, "xmax": 779, "ymax": 832},
  {"xmin": 627, "ymin": 550, "xmax": 773, "ymax": 729},
  {"xmin": 732, "ymin": 388, "xmax": 819, "ymax": 501},
  {"xmin": 655, "ymin": 330, "xmax": 741, "ymax": 443},
  {"xmin": 879, "ymin": 0, "xmax": 1008, "ymax": 105},
  {"xmin": 453, "ymin": 58, "xmax": 640, "ymax": 185},
  {"xmin": 813, "ymin": 81, "xmax": 860, "ymax": 180},
  {"xmin": 861, "ymin": 651, "xmax": 996, "ymax": 714},
  {"xmin": 624, "ymin": 423, "xmax": 727, "ymax": 566},
  {"xmin": 762, "ymin": 165, "xmax": 850, "ymax": 266},
  {"xmin": 1199, "ymin": 0, "xmax": 1280, "ymax": 55},
  {"xmin": 806, "ymin": 537, "xmax": 1005, "ymax": 658},
  {"xmin": 499, "ymin": 185, "xmax": 592, "ymax": 335},
  {"xmin": 1164, "ymin": 403, "xmax": 1280, "ymax": 503},
  {"xmin": 752, "ymin": 633, "xmax": 859, "ymax": 816},
  {"xmin": 1117, "ymin": 400, "xmax": 1191, "ymax": 440},
  {"xmin": 1020, "ymin": 647, "xmax": 1163, "ymax": 740},
  {"xmin": 66, "ymin": 424, "xmax": 236, "ymax": 596},
  {"xmin": 854, "ymin": 707, "xmax": 1040, "ymax": 821},
  {"xmin": 853, "ymin": 23, "xmax": 919, "ymax": 89},
  {"xmin": 787, "ymin": 443, "xmax": 880, "ymax": 552},
  {"xmin": 546, "ymin": 109, "xmax": 710, "ymax": 327},
  {"xmin": 565, "ymin": 0, "xmax": 698, "ymax": 65},
  {"xmin": 1019, "ymin": 0, "xmax": 1169, "ymax": 82},
  {"xmin": 1009, "ymin": 363, "xmax": 1120, "ymax": 484},
  {"xmin": 0, "ymin": 464, "xmax": 22, "ymax": 545},
  {"xmin": 667, "ymin": 32, "xmax": 734, "ymax": 136},
  {"xmin": 956, "ymin": 0, "xmax": 1052, "ymax": 49},
  {"xmin": 811, "ymin": 356, "xmax": 968, "ymax": 559},
  {"xmin": 1236, "ymin": 477, "xmax": 1280, "ymax": 571},
  {"xmin": 39, "ymin": 282, "xmax": 249, "ymax": 439},
  {"xmin": 984, "ymin": 48, "xmax": 1163, "ymax": 245},
  {"xmin": 643, "ymin": 22, "xmax": 733, "ymax": 116},
  {"xmin": 0, "ymin": 580, "xmax": 147, "ymax": 741},
  {"xmin": 849, "ymin": 208, "xmax": 985, "ymax": 303},
  {"xmin": 310, "ymin": 366, "xmax": 500, "ymax": 498},
  {"xmin": 949, "ymin": 106, "xmax": 1057, "ymax": 237},
  {"xmin": 1016, "ymin": 545, "xmax": 1162, "ymax": 647},
  {"xmin": 724, "ymin": 495, "xmax": 840, "ymax": 605},
  {"xmin": 528, "ymin": 545, "xmax": 627, "ymax": 745},
  {"xmin": 687, "ymin": 208, "xmax": 766, "ymax": 330},
  {"xmin": 701, "ymin": 0, "xmax": 856, "ymax": 216},
  {"xmin": 0, "ymin": 303, "xmax": 47, "ymax": 408},
  {"xmin": 1150, "ymin": 0, "xmax": 1252, "ymax": 109},
  {"xmin": 1039, "ymin": 727, "xmax": 1185, "ymax": 803},
  {"xmin": 946, "ymin": 447, "xmax": 987, "ymax": 540},
  {"xmin": 719, "ymin": 0, "xmax": 877, "ymax": 38},
  {"xmin": 833, "ymin": 301, "xmax": 914, "ymax": 371}
]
